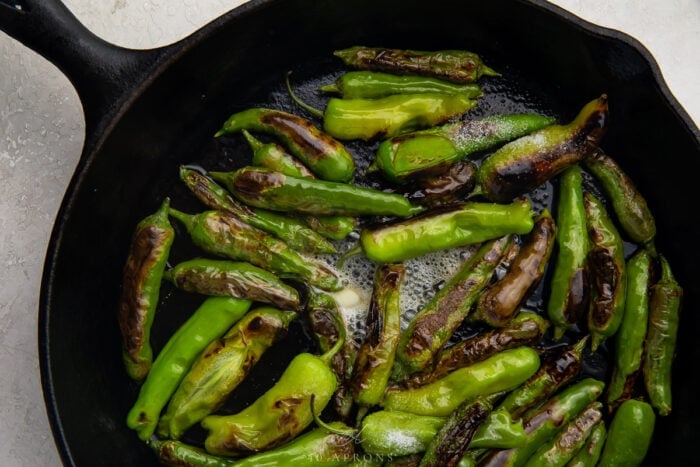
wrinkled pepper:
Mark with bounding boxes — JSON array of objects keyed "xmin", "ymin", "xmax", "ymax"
[
  {"xmin": 118, "ymin": 197, "xmax": 175, "ymax": 381},
  {"xmin": 471, "ymin": 209, "xmax": 556, "ymax": 327},
  {"xmin": 643, "ymin": 254, "xmax": 682, "ymax": 416},
  {"xmin": 158, "ymin": 307, "xmax": 295, "ymax": 440},
  {"xmin": 607, "ymin": 248, "xmax": 652, "ymax": 406},
  {"xmin": 584, "ymin": 192, "xmax": 627, "ymax": 351},
  {"xmin": 179, "ymin": 166, "xmax": 336, "ymax": 254},
  {"xmin": 355, "ymin": 198, "xmax": 533, "ymax": 265},
  {"xmin": 126, "ymin": 296, "xmax": 252, "ymax": 441},
  {"xmin": 598, "ymin": 399, "xmax": 655, "ymax": 466},
  {"xmin": 148, "ymin": 438, "xmax": 236, "ymax": 466},
  {"xmin": 215, "ymin": 107, "xmax": 355, "ymax": 182},
  {"xmin": 547, "ymin": 165, "xmax": 589, "ymax": 339},
  {"xmin": 168, "ymin": 207, "xmax": 341, "ymax": 291},
  {"xmin": 201, "ymin": 308, "xmax": 346, "ymax": 455},
  {"xmin": 475, "ymin": 95, "xmax": 608, "ymax": 203},
  {"xmin": 372, "ymin": 113, "xmax": 555, "ymax": 183},
  {"xmin": 404, "ymin": 159, "xmax": 477, "ymax": 208},
  {"xmin": 567, "ymin": 421, "xmax": 606, "ymax": 467},
  {"xmin": 211, "ymin": 166, "xmax": 423, "ymax": 217},
  {"xmin": 163, "ymin": 258, "xmax": 300, "ymax": 310},
  {"xmin": 332, "ymin": 46, "xmax": 500, "ymax": 84},
  {"xmin": 393, "ymin": 235, "xmax": 515, "ymax": 379},
  {"xmin": 383, "ymin": 346, "xmax": 541, "ymax": 417}
]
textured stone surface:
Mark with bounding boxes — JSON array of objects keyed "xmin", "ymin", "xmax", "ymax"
[{"xmin": 0, "ymin": 1, "xmax": 697, "ymax": 465}]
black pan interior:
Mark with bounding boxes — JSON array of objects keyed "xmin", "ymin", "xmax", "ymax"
[{"xmin": 40, "ymin": 0, "xmax": 700, "ymax": 465}]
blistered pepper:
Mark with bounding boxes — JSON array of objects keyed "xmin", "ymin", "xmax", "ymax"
[
  {"xmin": 643, "ymin": 254, "xmax": 682, "ymax": 416},
  {"xmin": 158, "ymin": 307, "xmax": 294, "ymax": 440},
  {"xmin": 567, "ymin": 421, "xmax": 606, "ymax": 467},
  {"xmin": 126, "ymin": 296, "xmax": 252, "ymax": 441},
  {"xmin": 393, "ymin": 235, "xmax": 515, "ymax": 379},
  {"xmin": 211, "ymin": 166, "xmax": 423, "ymax": 217},
  {"xmin": 372, "ymin": 113, "xmax": 555, "ymax": 183},
  {"xmin": 475, "ymin": 95, "xmax": 608, "ymax": 203},
  {"xmin": 404, "ymin": 160, "xmax": 478, "ymax": 208},
  {"xmin": 179, "ymin": 166, "xmax": 336, "ymax": 254},
  {"xmin": 163, "ymin": 258, "xmax": 301, "ymax": 310},
  {"xmin": 354, "ymin": 198, "xmax": 533, "ymax": 265},
  {"xmin": 332, "ymin": 46, "xmax": 500, "ymax": 84},
  {"xmin": 118, "ymin": 198, "xmax": 175, "ymax": 381},
  {"xmin": 168, "ymin": 207, "xmax": 341, "ymax": 291},
  {"xmin": 598, "ymin": 399, "xmax": 655, "ymax": 466},
  {"xmin": 215, "ymin": 107, "xmax": 355, "ymax": 182},
  {"xmin": 148, "ymin": 438, "xmax": 235, "ymax": 466}
]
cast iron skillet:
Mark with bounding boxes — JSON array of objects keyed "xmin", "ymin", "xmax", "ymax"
[{"xmin": 2, "ymin": 0, "xmax": 699, "ymax": 465}]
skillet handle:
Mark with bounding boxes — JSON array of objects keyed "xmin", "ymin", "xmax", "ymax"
[{"xmin": 0, "ymin": 0, "xmax": 167, "ymax": 147}]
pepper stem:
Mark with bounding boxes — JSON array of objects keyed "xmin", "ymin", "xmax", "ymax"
[
  {"xmin": 319, "ymin": 82, "xmax": 340, "ymax": 94},
  {"xmin": 241, "ymin": 129, "xmax": 264, "ymax": 153},
  {"xmin": 310, "ymin": 394, "xmax": 358, "ymax": 438},
  {"xmin": 318, "ymin": 305, "xmax": 346, "ymax": 366},
  {"xmin": 337, "ymin": 245, "xmax": 363, "ymax": 269},
  {"xmin": 167, "ymin": 207, "xmax": 195, "ymax": 232},
  {"xmin": 285, "ymin": 71, "xmax": 325, "ymax": 119}
]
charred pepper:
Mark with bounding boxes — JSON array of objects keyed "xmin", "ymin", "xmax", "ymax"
[
  {"xmin": 643, "ymin": 254, "xmax": 682, "ymax": 416},
  {"xmin": 158, "ymin": 307, "xmax": 295, "ymax": 440},
  {"xmin": 163, "ymin": 258, "xmax": 300, "ymax": 310},
  {"xmin": 332, "ymin": 46, "xmax": 500, "ymax": 84},
  {"xmin": 567, "ymin": 421, "xmax": 606, "ymax": 467},
  {"xmin": 404, "ymin": 160, "xmax": 478, "ymax": 208},
  {"xmin": 215, "ymin": 107, "xmax": 355, "ymax": 182},
  {"xmin": 211, "ymin": 166, "xmax": 423, "ymax": 217},
  {"xmin": 126, "ymin": 296, "xmax": 252, "ymax": 441},
  {"xmin": 372, "ymin": 113, "xmax": 555, "ymax": 183},
  {"xmin": 118, "ymin": 197, "xmax": 175, "ymax": 381},
  {"xmin": 475, "ymin": 95, "xmax": 608, "ymax": 203},
  {"xmin": 148, "ymin": 438, "xmax": 235, "ymax": 466},
  {"xmin": 598, "ymin": 399, "xmax": 655, "ymax": 466}
]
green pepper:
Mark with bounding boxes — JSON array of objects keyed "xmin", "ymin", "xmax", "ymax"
[
  {"xmin": 332, "ymin": 46, "xmax": 500, "ymax": 84},
  {"xmin": 243, "ymin": 130, "xmax": 357, "ymax": 240},
  {"xmin": 372, "ymin": 113, "xmax": 555, "ymax": 183},
  {"xmin": 201, "ymin": 307, "xmax": 346, "ymax": 456},
  {"xmin": 523, "ymin": 401, "xmax": 604, "ymax": 467},
  {"xmin": 118, "ymin": 197, "xmax": 175, "ymax": 381},
  {"xmin": 584, "ymin": 148, "xmax": 656, "ymax": 248},
  {"xmin": 405, "ymin": 312, "xmax": 549, "ymax": 388},
  {"xmin": 148, "ymin": 438, "xmax": 235, "ymax": 466},
  {"xmin": 479, "ymin": 378, "xmax": 605, "ymax": 467},
  {"xmin": 393, "ymin": 235, "xmax": 515, "ymax": 379},
  {"xmin": 215, "ymin": 107, "xmax": 355, "ymax": 183},
  {"xmin": 168, "ymin": 207, "xmax": 341, "ymax": 291},
  {"xmin": 607, "ymin": 249, "xmax": 652, "ymax": 406},
  {"xmin": 179, "ymin": 166, "xmax": 337, "ymax": 254},
  {"xmin": 355, "ymin": 198, "xmax": 533, "ymax": 265},
  {"xmin": 350, "ymin": 263, "xmax": 405, "ymax": 408},
  {"xmin": 475, "ymin": 95, "xmax": 609, "ymax": 203},
  {"xmin": 584, "ymin": 192, "xmax": 627, "ymax": 351},
  {"xmin": 211, "ymin": 166, "xmax": 423, "ymax": 217},
  {"xmin": 547, "ymin": 165, "xmax": 589, "ymax": 340},
  {"xmin": 471, "ymin": 209, "xmax": 556, "ymax": 327},
  {"xmin": 126, "ymin": 296, "xmax": 252, "ymax": 441},
  {"xmin": 598, "ymin": 399, "xmax": 655, "ymax": 466},
  {"xmin": 383, "ymin": 346, "xmax": 541, "ymax": 417},
  {"xmin": 320, "ymin": 71, "xmax": 483, "ymax": 99},
  {"xmin": 158, "ymin": 307, "xmax": 295, "ymax": 440},
  {"xmin": 567, "ymin": 421, "xmax": 606, "ymax": 467},
  {"xmin": 643, "ymin": 254, "xmax": 682, "ymax": 416},
  {"xmin": 163, "ymin": 258, "xmax": 301, "ymax": 310}
]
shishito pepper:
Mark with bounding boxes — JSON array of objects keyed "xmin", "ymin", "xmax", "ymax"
[
  {"xmin": 404, "ymin": 159, "xmax": 478, "ymax": 208},
  {"xmin": 118, "ymin": 198, "xmax": 175, "ymax": 381},
  {"xmin": 158, "ymin": 307, "xmax": 295, "ymax": 440},
  {"xmin": 355, "ymin": 198, "xmax": 534, "ymax": 265},
  {"xmin": 164, "ymin": 258, "xmax": 301, "ymax": 310},
  {"xmin": 597, "ymin": 399, "xmax": 655, "ymax": 466},
  {"xmin": 320, "ymin": 71, "xmax": 483, "ymax": 99},
  {"xmin": 383, "ymin": 346, "xmax": 541, "ymax": 417},
  {"xmin": 350, "ymin": 263, "xmax": 406, "ymax": 408},
  {"xmin": 372, "ymin": 113, "xmax": 555, "ymax": 183},
  {"xmin": 393, "ymin": 235, "xmax": 515, "ymax": 379},
  {"xmin": 211, "ymin": 166, "xmax": 423, "ymax": 217},
  {"xmin": 167, "ymin": 207, "xmax": 341, "ymax": 291},
  {"xmin": 643, "ymin": 254, "xmax": 683, "ymax": 416},
  {"xmin": 201, "ymin": 308, "xmax": 346, "ymax": 455},
  {"xmin": 567, "ymin": 421, "xmax": 606, "ymax": 467},
  {"xmin": 126, "ymin": 297, "xmax": 252, "ymax": 441},
  {"xmin": 547, "ymin": 165, "xmax": 589, "ymax": 340},
  {"xmin": 179, "ymin": 166, "xmax": 336, "ymax": 254},
  {"xmin": 215, "ymin": 107, "xmax": 355, "ymax": 182},
  {"xmin": 332, "ymin": 46, "xmax": 500, "ymax": 84},
  {"xmin": 475, "ymin": 95, "xmax": 609, "ymax": 203}
]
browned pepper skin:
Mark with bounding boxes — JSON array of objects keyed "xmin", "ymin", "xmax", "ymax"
[{"xmin": 406, "ymin": 160, "xmax": 477, "ymax": 207}]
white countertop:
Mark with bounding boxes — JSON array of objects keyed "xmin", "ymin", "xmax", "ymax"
[{"xmin": 1, "ymin": 0, "xmax": 698, "ymax": 465}]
